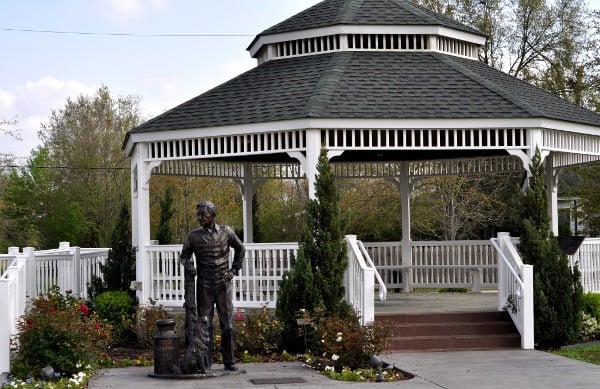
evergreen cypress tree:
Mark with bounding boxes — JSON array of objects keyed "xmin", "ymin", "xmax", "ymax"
[
  {"xmin": 519, "ymin": 149, "xmax": 583, "ymax": 348},
  {"xmin": 100, "ymin": 202, "xmax": 136, "ymax": 294},
  {"xmin": 276, "ymin": 148, "xmax": 350, "ymax": 350},
  {"xmin": 301, "ymin": 148, "xmax": 349, "ymax": 316}
]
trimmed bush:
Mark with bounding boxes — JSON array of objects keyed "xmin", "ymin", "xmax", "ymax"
[{"xmin": 94, "ymin": 291, "xmax": 135, "ymax": 344}]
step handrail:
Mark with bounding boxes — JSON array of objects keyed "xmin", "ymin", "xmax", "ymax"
[{"xmin": 357, "ymin": 240, "xmax": 387, "ymax": 302}]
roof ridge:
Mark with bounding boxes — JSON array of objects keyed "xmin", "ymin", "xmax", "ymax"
[
  {"xmin": 433, "ymin": 53, "xmax": 545, "ymax": 117},
  {"xmin": 337, "ymin": 0, "xmax": 365, "ymax": 23},
  {"xmin": 306, "ymin": 53, "xmax": 352, "ymax": 116},
  {"xmin": 386, "ymin": 0, "xmax": 443, "ymax": 25}
]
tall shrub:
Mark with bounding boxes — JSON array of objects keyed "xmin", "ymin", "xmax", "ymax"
[
  {"xmin": 519, "ymin": 148, "xmax": 583, "ymax": 348},
  {"xmin": 276, "ymin": 148, "xmax": 350, "ymax": 351},
  {"xmin": 89, "ymin": 202, "xmax": 136, "ymax": 301}
]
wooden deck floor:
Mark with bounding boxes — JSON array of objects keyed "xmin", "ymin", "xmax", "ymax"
[{"xmin": 375, "ymin": 291, "xmax": 499, "ymax": 315}]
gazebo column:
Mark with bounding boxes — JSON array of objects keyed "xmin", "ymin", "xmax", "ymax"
[
  {"xmin": 289, "ymin": 129, "xmax": 322, "ymax": 199},
  {"xmin": 545, "ymin": 153, "xmax": 560, "ymax": 236},
  {"xmin": 389, "ymin": 162, "xmax": 413, "ymax": 293},
  {"xmin": 237, "ymin": 163, "xmax": 255, "ymax": 243},
  {"xmin": 131, "ymin": 143, "xmax": 160, "ymax": 305}
]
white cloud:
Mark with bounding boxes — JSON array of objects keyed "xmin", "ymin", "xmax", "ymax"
[
  {"xmin": 0, "ymin": 89, "xmax": 15, "ymax": 109},
  {"xmin": 0, "ymin": 77, "xmax": 98, "ymax": 158},
  {"xmin": 101, "ymin": 0, "xmax": 168, "ymax": 23}
]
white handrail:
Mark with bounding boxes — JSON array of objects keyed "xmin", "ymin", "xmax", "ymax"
[
  {"xmin": 490, "ymin": 232, "xmax": 534, "ymax": 349},
  {"xmin": 357, "ymin": 240, "xmax": 387, "ymax": 302}
]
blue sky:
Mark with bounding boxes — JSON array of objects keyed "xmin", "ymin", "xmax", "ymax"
[
  {"xmin": 0, "ymin": 0, "xmax": 321, "ymax": 159},
  {"xmin": 1, "ymin": 0, "xmax": 599, "ymax": 160}
]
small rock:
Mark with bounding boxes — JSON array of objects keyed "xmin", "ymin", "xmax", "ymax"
[{"xmin": 40, "ymin": 366, "xmax": 55, "ymax": 381}]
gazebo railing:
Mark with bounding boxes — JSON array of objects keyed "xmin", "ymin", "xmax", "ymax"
[
  {"xmin": 362, "ymin": 240, "xmax": 500, "ymax": 291},
  {"xmin": 145, "ymin": 242, "xmax": 298, "ymax": 308},
  {"xmin": 568, "ymin": 238, "xmax": 600, "ymax": 293}
]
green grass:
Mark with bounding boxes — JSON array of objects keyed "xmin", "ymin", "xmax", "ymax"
[{"xmin": 553, "ymin": 343, "xmax": 600, "ymax": 365}]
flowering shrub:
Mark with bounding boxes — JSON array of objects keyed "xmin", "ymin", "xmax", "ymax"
[
  {"xmin": 10, "ymin": 286, "xmax": 111, "ymax": 379},
  {"xmin": 1, "ymin": 364, "xmax": 94, "ymax": 388},
  {"xmin": 235, "ymin": 305, "xmax": 283, "ymax": 356},
  {"xmin": 132, "ymin": 299, "xmax": 168, "ymax": 348},
  {"xmin": 310, "ymin": 311, "xmax": 390, "ymax": 370}
]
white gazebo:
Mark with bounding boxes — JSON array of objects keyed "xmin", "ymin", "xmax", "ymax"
[{"xmin": 123, "ymin": 0, "xmax": 600, "ymax": 319}]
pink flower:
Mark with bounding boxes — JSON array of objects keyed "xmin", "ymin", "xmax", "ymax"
[
  {"xmin": 80, "ymin": 304, "xmax": 90, "ymax": 316},
  {"xmin": 236, "ymin": 312, "xmax": 244, "ymax": 321}
]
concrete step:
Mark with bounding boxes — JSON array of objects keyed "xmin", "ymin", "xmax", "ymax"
[{"xmin": 375, "ymin": 311, "xmax": 521, "ymax": 351}]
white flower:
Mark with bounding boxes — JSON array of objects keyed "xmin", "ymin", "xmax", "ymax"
[
  {"xmin": 331, "ymin": 354, "xmax": 339, "ymax": 361},
  {"xmin": 324, "ymin": 366, "xmax": 334, "ymax": 371},
  {"xmin": 336, "ymin": 335, "xmax": 343, "ymax": 342}
]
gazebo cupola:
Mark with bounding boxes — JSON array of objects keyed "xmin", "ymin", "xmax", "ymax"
[{"xmin": 248, "ymin": 0, "xmax": 485, "ymax": 65}]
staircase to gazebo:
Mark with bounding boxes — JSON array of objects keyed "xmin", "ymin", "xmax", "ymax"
[{"xmin": 374, "ymin": 293, "xmax": 520, "ymax": 351}]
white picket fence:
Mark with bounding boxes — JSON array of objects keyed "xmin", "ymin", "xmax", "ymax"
[{"xmin": 0, "ymin": 244, "xmax": 109, "ymax": 374}]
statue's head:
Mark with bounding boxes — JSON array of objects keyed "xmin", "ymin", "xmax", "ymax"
[{"xmin": 196, "ymin": 201, "xmax": 217, "ymax": 217}]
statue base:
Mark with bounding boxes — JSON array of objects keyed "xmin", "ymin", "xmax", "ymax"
[{"xmin": 149, "ymin": 368, "xmax": 246, "ymax": 379}]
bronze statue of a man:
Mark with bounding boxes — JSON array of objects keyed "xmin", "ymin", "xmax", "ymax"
[{"xmin": 179, "ymin": 201, "xmax": 245, "ymax": 372}]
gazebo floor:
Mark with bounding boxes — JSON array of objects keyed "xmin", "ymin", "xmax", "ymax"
[{"xmin": 375, "ymin": 290, "xmax": 499, "ymax": 315}]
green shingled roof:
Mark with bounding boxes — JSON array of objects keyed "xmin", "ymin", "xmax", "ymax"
[
  {"xmin": 129, "ymin": 51, "xmax": 600, "ymax": 135},
  {"xmin": 261, "ymin": 0, "xmax": 483, "ymax": 35}
]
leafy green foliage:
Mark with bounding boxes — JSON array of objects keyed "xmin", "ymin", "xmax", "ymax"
[
  {"xmin": 276, "ymin": 254, "xmax": 323, "ymax": 351},
  {"xmin": 94, "ymin": 291, "xmax": 135, "ymax": 345},
  {"xmin": 11, "ymin": 286, "xmax": 111, "ymax": 379},
  {"xmin": 235, "ymin": 306, "xmax": 283, "ymax": 356},
  {"xmin": 518, "ymin": 149, "xmax": 583, "ymax": 349}
]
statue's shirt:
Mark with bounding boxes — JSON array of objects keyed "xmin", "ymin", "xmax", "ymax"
[{"xmin": 180, "ymin": 223, "xmax": 245, "ymax": 285}]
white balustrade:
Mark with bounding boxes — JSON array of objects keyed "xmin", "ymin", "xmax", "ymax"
[
  {"xmin": 568, "ymin": 238, "xmax": 600, "ymax": 293},
  {"xmin": 491, "ymin": 232, "xmax": 534, "ymax": 349}
]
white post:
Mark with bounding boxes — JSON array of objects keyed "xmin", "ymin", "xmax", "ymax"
[
  {"xmin": 521, "ymin": 264, "xmax": 534, "ymax": 349},
  {"xmin": 305, "ymin": 129, "xmax": 321, "ymax": 200},
  {"xmin": 496, "ymin": 232, "xmax": 510, "ymax": 311},
  {"xmin": 72, "ymin": 246, "xmax": 81, "ymax": 298},
  {"xmin": 24, "ymin": 247, "xmax": 36, "ymax": 299},
  {"xmin": 241, "ymin": 163, "xmax": 255, "ymax": 243},
  {"xmin": 131, "ymin": 143, "xmax": 153, "ymax": 305},
  {"xmin": 0, "ymin": 270, "xmax": 9, "ymax": 374},
  {"xmin": 59, "ymin": 242, "xmax": 70, "ymax": 250},
  {"xmin": 400, "ymin": 162, "xmax": 412, "ymax": 292},
  {"xmin": 545, "ymin": 153, "xmax": 559, "ymax": 236}
]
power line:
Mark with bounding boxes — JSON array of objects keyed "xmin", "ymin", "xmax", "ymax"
[
  {"xmin": 0, "ymin": 27, "xmax": 253, "ymax": 37},
  {"xmin": 0, "ymin": 164, "xmax": 127, "ymax": 171}
]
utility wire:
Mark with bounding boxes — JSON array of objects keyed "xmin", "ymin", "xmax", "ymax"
[
  {"xmin": 0, "ymin": 27, "xmax": 253, "ymax": 37},
  {"xmin": 0, "ymin": 165, "xmax": 127, "ymax": 171}
]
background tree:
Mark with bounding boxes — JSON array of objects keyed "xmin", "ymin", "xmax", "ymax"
[
  {"xmin": 339, "ymin": 178, "xmax": 402, "ymax": 242},
  {"xmin": 411, "ymin": 173, "xmax": 521, "ymax": 240},
  {"xmin": 37, "ymin": 86, "xmax": 141, "ymax": 246},
  {"xmin": 518, "ymin": 149, "xmax": 583, "ymax": 348},
  {"xmin": 155, "ymin": 186, "xmax": 175, "ymax": 244}
]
